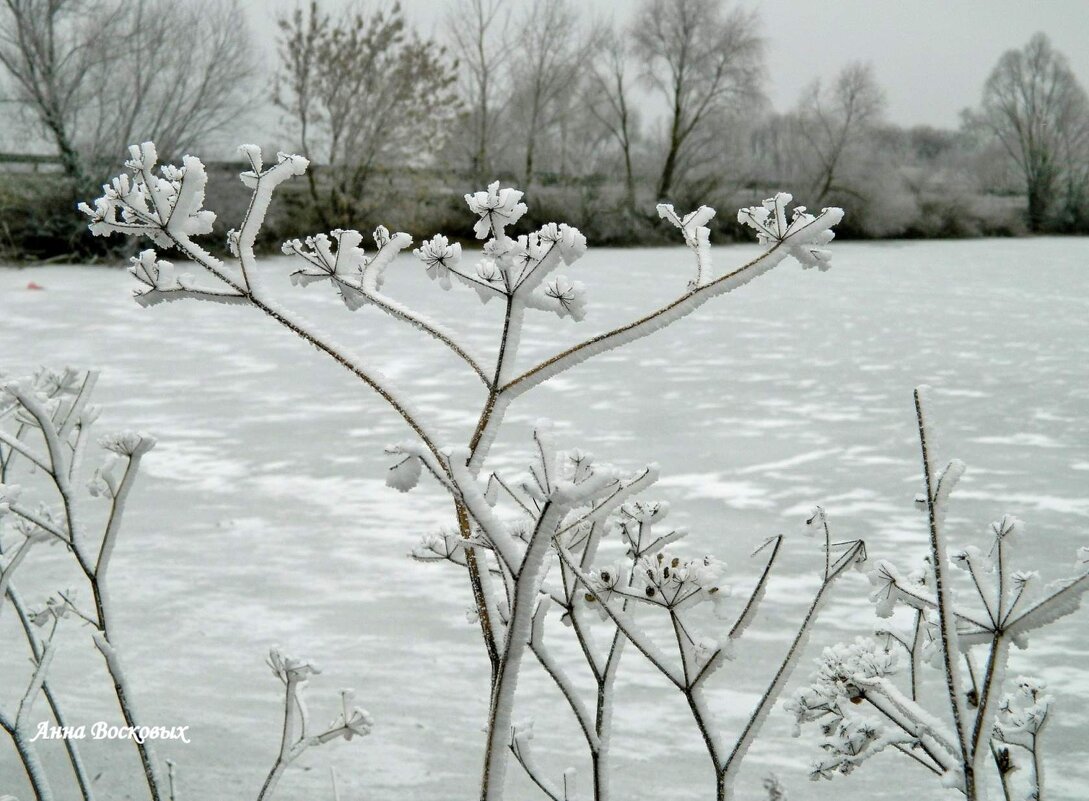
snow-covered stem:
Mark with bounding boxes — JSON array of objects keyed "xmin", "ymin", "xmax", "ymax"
[
  {"xmin": 913, "ymin": 387, "xmax": 974, "ymax": 798},
  {"xmin": 166, "ymin": 760, "xmax": 178, "ymax": 801},
  {"xmin": 93, "ymin": 633, "xmax": 166, "ymax": 799},
  {"xmin": 6, "ymin": 383, "xmax": 89, "ymax": 566},
  {"xmin": 501, "ymin": 245, "xmax": 782, "ymax": 401},
  {"xmin": 285, "ymin": 228, "xmax": 489, "ymax": 383},
  {"xmin": 173, "ymin": 233, "xmax": 449, "ymax": 466},
  {"xmin": 256, "ymin": 675, "xmax": 299, "ymax": 801},
  {"xmin": 0, "ymin": 427, "xmax": 52, "ymax": 473},
  {"xmin": 6, "ymin": 587, "xmax": 95, "ymax": 801},
  {"xmin": 4, "ymin": 503, "xmax": 69, "ymax": 544},
  {"xmin": 1, "ymin": 373, "xmax": 94, "ymax": 799},
  {"xmin": 0, "ymin": 714, "xmax": 54, "ymax": 801},
  {"xmin": 726, "ymin": 535, "xmax": 784, "ymax": 642},
  {"xmin": 791, "ymin": 397, "xmax": 1088, "ymax": 799},
  {"xmin": 94, "ymin": 446, "xmax": 151, "ymax": 616},
  {"xmin": 480, "ymin": 499, "xmax": 567, "ymax": 801},
  {"xmin": 257, "ymin": 651, "xmax": 373, "ymax": 801},
  {"xmin": 528, "ymin": 602, "xmax": 597, "ymax": 748},
  {"xmin": 530, "ymin": 525, "xmax": 636, "ymax": 801},
  {"xmin": 554, "ymin": 544, "xmax": 685, "ymax": 688},
  {"xmin": 551, "ymin": 504, "xmax": 862, "ymax": 801},
  {"xmin": 480, "ymin": 464, "xmax": 624, "ymax": 801},
  {"xmin": 2, "ymin": 373, "xmax": 165, "ymax": 801},
  {"xmin": 0, "ymin": 638, "xmax": 58, "ymax": 801},
  {"xmin": 969, "ymin": 636, "xmax": 1011, "ymax": 785},
  {"xmin": 718, "ymin": 535, "xmax": 866, "ymax": 799}
]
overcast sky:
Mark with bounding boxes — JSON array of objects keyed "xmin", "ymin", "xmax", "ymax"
[{"xmin": 243, "ymin": 0, "xmax": 1089, "ymax": 129}]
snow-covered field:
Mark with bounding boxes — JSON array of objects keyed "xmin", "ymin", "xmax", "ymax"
[{"xmin": 2, "ymin": 238, "xmax": 1088, "ymax": 800}]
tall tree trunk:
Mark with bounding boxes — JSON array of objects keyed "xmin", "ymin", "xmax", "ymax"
[
  {"xmin": 41, "ymin": 110, "xmax": 87, "ymax": 189},
  {"xmin": 658, "ymin": 105, "xmax": 684, "ymax": 199},
  {"xmin": 657, "ymin": 140, "xmax": 679, "ymax": 200},
  {"xmin": 476, "ymin": 92, "xmax": 489, "ymax": 181},
  {"xmin": 622, "ymin": 143, "xmax": 636, "ymax": 211},
  {"xmin": 1026, "ymin": 176, "xmax": 1052, "ymax": 232}
]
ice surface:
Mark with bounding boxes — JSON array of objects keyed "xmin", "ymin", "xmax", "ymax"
[{"xmin": 1, "ymin": 237, "xmax": 1087, "ymax": 799}]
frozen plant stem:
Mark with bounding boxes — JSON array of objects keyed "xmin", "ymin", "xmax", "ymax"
[
  {"xmin": 7, "ymin": 587, "xmax": 96, "ymax": 801},
  {"xmin": 1, "ymin": 377, "xmax": 95, "ymax": 801},
  {"xmin": 914, "ymin": 388, "xmax": 974, "ymax": 798},
  {"xmin": 554, "ymin": 513, "xmax": 863, "ymax": 801},
  {"xmin": 0, "ymin": 636, "xmax": 58, "ymax": 801},
  {"xmin": 256, "ymin": 676, "xmax": 299, "ymax": 801},
  {"xmin": 3, "ymin": 378, "xmax": 165, "ymax": 801},
  {"xmin": 257, "ymin": 651, "xmax": 373, "ymax": 801}
]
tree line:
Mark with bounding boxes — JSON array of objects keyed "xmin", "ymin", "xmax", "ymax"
[{"xmin": 2, "ymin": 0, "xmax": 1088, "ymax": 259}]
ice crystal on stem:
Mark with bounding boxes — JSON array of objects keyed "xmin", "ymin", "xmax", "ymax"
[{"xmin": 737, "ymin": 193, "xmax": 843, "ymax": 271}]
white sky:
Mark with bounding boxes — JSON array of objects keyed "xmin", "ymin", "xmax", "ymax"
[{"xmin": 242, "ymin": 0, "xmax": 1089, "ymax": 129}]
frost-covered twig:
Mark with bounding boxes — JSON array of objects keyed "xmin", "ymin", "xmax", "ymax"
[
  {"xmin": 0, "ymin": 635, "xmax": 58, "ymax": 801},
  {"xmin": 165, "ymin": 759, "xmax": 178, "ymax": 801},
  {"xmin": 470, "ymin": 431, "xmax": 644, "ymax": 801},
  {"xmin": 285, "ymin": 228, "xmax": 490, "ymax": 384},
  {"xmin": 82, "ymin": 144, "xmax": 445, "ymax": 468},
  {"xmin": 913, "ymin": 387, "xmax": 974, "ymax": 795},
  {"xmin": 257, "ymin": 650, "xmax": 373, "ymax": 801},
  {"xmin": 546, "ymin": 497, "xmax": 863, "ymax": 800},
  {"xmin": 1, "ymin": 369, "xmax": 95, "ymax": 800},
  {"xmin": 718, "ymin": 518, "xmax": 866, "ymax": 799},
  {"xmin": 6, "ymin": 586, "xmax": 95, "ymax": 801}
]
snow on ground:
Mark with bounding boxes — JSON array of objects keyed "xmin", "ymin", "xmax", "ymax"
[{"xmin": 1, "ymin": 237, "xmax": 1088, "ymax": 800}]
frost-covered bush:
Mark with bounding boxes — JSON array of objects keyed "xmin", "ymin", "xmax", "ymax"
[
  {"xmin": 72, "ymin": 141, "xmax": 853, "ymax": 800},
  {"xmin": 788, "ymin": 389, "xmax": 1089, "ymax": 801},
  {"xmin": 0, "ymin": 368, "xmax": 160, "ymax": 801},
  {"xmin": 0, "ymin": 369, "xmax": 370, "ymax": 801}
]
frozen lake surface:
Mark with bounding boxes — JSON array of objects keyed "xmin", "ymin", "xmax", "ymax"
[{"xmin": 2, "ymin": 238, "xmax": 1088, "ymax": 800}]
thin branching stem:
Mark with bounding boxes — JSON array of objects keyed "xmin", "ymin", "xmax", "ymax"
[
  {"xmin": 256, "ymin": 676, "xmax": 297, "ymax": 801},
  {"xmin": 914, "ymin": 388, "xmax": 974, "ymax": 798},
  {"xmin": 6, "ymin": 587, "xmax": 95, "ymax": 801}
]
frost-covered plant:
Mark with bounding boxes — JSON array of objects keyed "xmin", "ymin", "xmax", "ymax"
[
  {"xmin": 80, "ymin": 141, "xmax": 845, "ymax": 799},
  {"xmin": 0, "ymin": 369, "xmax": 365, "ymax": 801},
  {"xmin": 0, "ymin": 367, "xmax": 160, "ymax": 800},
  {"xmin": 788, "ymin": 388, "xmax": 1089, "ymax": 801},
  {"xmin": 440, "ymin": 430, "xmax": 866, "ymax": 801},
  {"xmin": 258, "ymin": 649, "xmax": 374, "ymax": 801}
]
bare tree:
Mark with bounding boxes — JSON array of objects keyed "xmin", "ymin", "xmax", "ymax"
[
  {"xmin": 274, "ymin": 1, "xmax": 458, "ymax": 228},
  {"xmin": 975, "ymin": 32, "xmax": 1089, "ymax": 231},
  {"xmin": 0, "ymin": 0, "xmax": 256, "ymax": 185},
  {"xmin": 586, "ymin": 27, "xmax": 640, "ymax": 209},
  {"xmin": 796, "ymin": 61, "xmax": 885, "ymax": 205},
  {"xmin": 0, "ymin": 0, "xmax": 122, "ymax": 184},
  {"xmin": 509, "ymin": 0, "xmax": 596, "ymax": 186},
  {"xmin": 632, "ymin": 0, "xmax": 765, "ymax": 200},
  {"xmin": 97, "ymin": 1, "xmax": 257, "ymax": 162},
  {"xmin": 445, "ymin": 0, "xmax": 511, "ymax": 181}
]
